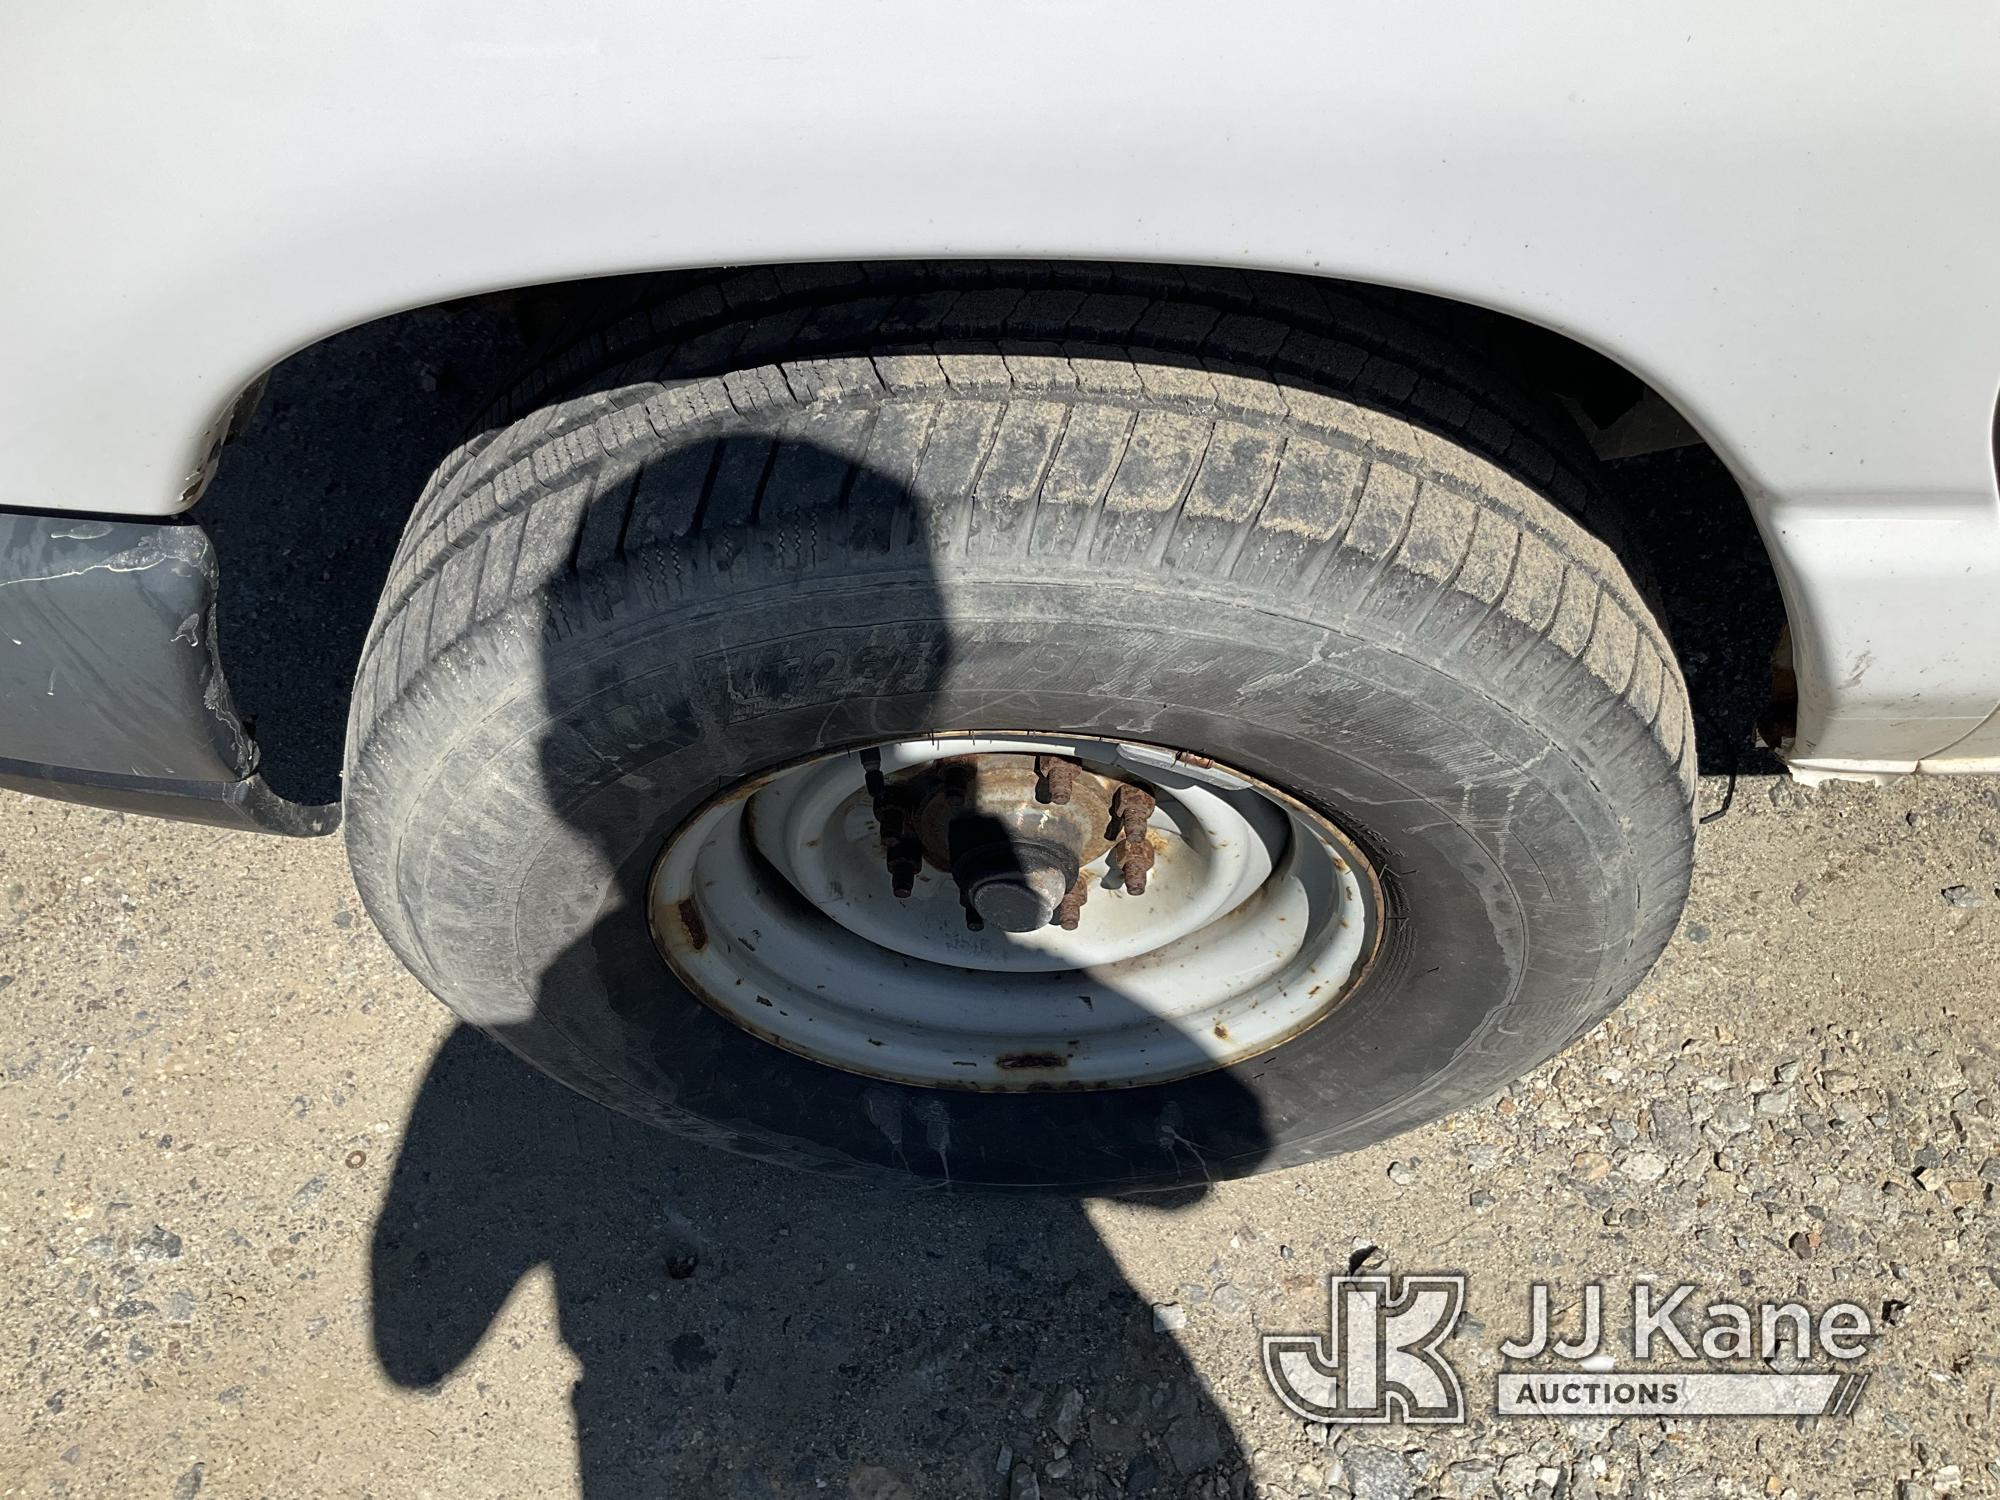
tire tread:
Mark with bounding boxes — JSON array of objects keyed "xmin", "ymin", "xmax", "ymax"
[{"xmin": 350, "ymin": 266, "xmax": 1697, "ymax": 980}]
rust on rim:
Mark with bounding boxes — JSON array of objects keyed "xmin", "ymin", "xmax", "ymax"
[
  {"xmin": 675, "ymin": 896, "xmax": 708, "ymax": 953},
  {"xmin": 996, "ymin": 1050, "xmax": 1072, "ymax": 1071}
]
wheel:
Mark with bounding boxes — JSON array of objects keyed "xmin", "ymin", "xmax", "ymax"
[{"xmin": 344, "ymin": 263, "xmax": 1695, "ymax": 1190}]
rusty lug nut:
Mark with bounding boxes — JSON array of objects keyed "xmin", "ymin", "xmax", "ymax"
[
  {"xmin": 1052, "ymin": 873, "xmax": 1091, "ymax": 931},
  {"xmin": 888, "ymin": 834, "xmax": 923, "ymax": 898},
  {"xmin": 1035, "ymin": 754, "xmax": 1081, "ymax": 806},
  {"xmin": 1112, "ymin": 836, "xmax": 1157, "ymax": 896},
  {"xmin": 1110, "ymin": 783, "xmax": 1156, "ymax": 836},
  {"xmin": 871, "ymin": 770, "xmax": 922, "ymax": 894},
  {"xmin": 1106, "ymin": 784, "xmax": 1159, "ymax": 895}
]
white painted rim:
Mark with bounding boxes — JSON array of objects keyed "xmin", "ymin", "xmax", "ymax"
[{"xmin": 647, "ymin": 734, "xmax": 1379, "ymax": 1091}]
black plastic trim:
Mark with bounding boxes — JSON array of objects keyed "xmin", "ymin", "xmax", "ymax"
[
  {"xmin": 0, "ymin": 510, "xmax": 337, "ymax": 836},
  {"xmin": 0, "ymin": 758, "xmax": 337, "ymax": 835}
]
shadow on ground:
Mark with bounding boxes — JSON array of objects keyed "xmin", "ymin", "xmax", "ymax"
[
  {"xmin": 213, "ymin": 305, "xmax": 1259, "ymax": 1495},
  {"xmin": 372, "ymin": 1026, "xmax": 1237, "ymax": 1498}
]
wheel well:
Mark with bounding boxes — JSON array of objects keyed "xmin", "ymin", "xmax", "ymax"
[
  {"xmin": 1385, "ymin": 290, "xmax": 1705, "ymax": 461},
  {"xmin": 470, "ymin": 265, "xmax": 1706, "ymax": 464},
  {"xmin": 196, "ymin": 261, "xmax": 1783, "ymax": 809}
]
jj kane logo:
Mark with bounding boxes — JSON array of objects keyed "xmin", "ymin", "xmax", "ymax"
[
  {"xmin": 1263, "ymin": 1275, "xmax": 1468, "ymax": 1424},
  {"xmin": 1263, "ymin": 1275, "xmax": 1874, "ymax": 1424}
]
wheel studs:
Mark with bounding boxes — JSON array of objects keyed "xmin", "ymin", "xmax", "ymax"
[
  {"xmin": 867, "ymin": 752, "xmax": 1164, "ymax": 916},
  {"xmin": 865, "ymin": 752, "xmax": 926, "ymax": 899},
  {"xmin": 883, "ymin": 806, "xmax": 923, "ymax": 897},
  {"xmin": 1113, "ymin": 839, "xmax": 1157, "ymax": 896},
  {"xmin": 1052, "ymin": 872, "xmax": 1091, "ymax": 931},
  {"xmin": 1036, "ymin": 754, "xmax": 1080, "ymax": 806},
  {"xmin": 1109, "ymin": 784, "xmax": 1157, "ymax": 896}
]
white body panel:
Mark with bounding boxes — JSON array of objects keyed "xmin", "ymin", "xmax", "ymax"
[{"xmin": 2, "ymin": 3, "xmax": 1996, "ymax": 770}]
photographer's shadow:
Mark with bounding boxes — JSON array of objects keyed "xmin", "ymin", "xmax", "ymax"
[{"xmin": 372, "ymin": 1026, "xmax": 1248, "ymax": 1498}]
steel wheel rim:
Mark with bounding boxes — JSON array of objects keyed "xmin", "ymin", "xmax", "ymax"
[{"xmin": 647, "ymin": 733, "xmax": 1381, "ymax": 1091}]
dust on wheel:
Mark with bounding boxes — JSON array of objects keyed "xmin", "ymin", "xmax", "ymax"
[{"xmin": 344, "ymin": 263, "xmax": 1695, "ymax": 1190}]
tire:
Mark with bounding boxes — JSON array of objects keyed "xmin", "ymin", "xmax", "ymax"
[{"xmin": 344, "ymin": 263, "xmax": 1695, "ymax": 1191}]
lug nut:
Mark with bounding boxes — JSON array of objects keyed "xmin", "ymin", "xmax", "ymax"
[
  {"xmin": 1036, "ymin": 754, "xmax": 1080, "ymax": 806},
  {"xmin": 1109, "ymin": 785, "xmax": 1158, "ymax": 896},
  {"xmin": 867, "ymin": 763, "xmax": 927, "ymax": 898},
  {"xmin": 1111, "ymin": 783, "xmax": 1155, "ymax": 834},
  {"xmin": 1112, "ymin": 839, "xmax": 1156, "ymax": 895},
  {"xmin": 1052, "ymin": 873, "xmax": 1091, "ymax": 931}
]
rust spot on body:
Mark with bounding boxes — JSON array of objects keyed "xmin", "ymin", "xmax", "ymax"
[
  {"xmin": 996, "ymin": 1050, "xmax": 1070, "ymax": 1071},
  {"xmin": 1213, "ymin": 1023, "xmax": 1231, "ymax": 1041},
  {"xmin": 676, "ymin": 897, "xmax": 708, "ymax": 951}
]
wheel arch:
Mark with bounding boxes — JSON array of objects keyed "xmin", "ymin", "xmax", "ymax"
[{"xmin": 193, "ymin": 259, "xmax": 1784, "ymax": 821}]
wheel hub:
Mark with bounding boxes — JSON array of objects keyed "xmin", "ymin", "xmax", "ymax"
[
  {"xmin": 865, "ymin": 751, "xmax": 1137, "ymax": 933},
  {"xmin": 958, "ymin": 840, "xmax": 1074, "ymax": 933}
]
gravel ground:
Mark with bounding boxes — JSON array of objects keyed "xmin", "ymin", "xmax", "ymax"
[{"xmin": 4, "ymin": 313, "xmax": 1998, "ymax": 1500}]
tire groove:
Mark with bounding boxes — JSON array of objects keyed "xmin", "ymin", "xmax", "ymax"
[
  {"xmin": 1022, "ymin": 401, "xmax": 1076, "ymax": 559},
  {"xmin": 1073, "ymin": 407, "xmax": 1139, "ymax": 567},
  {"xmin": 1147, "ymin": 417, "xmax": 1216, "ymax": 570},
  {"xmin": 1219, "ymin": 432, "xmax": 1287, "ymax": 582}
]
